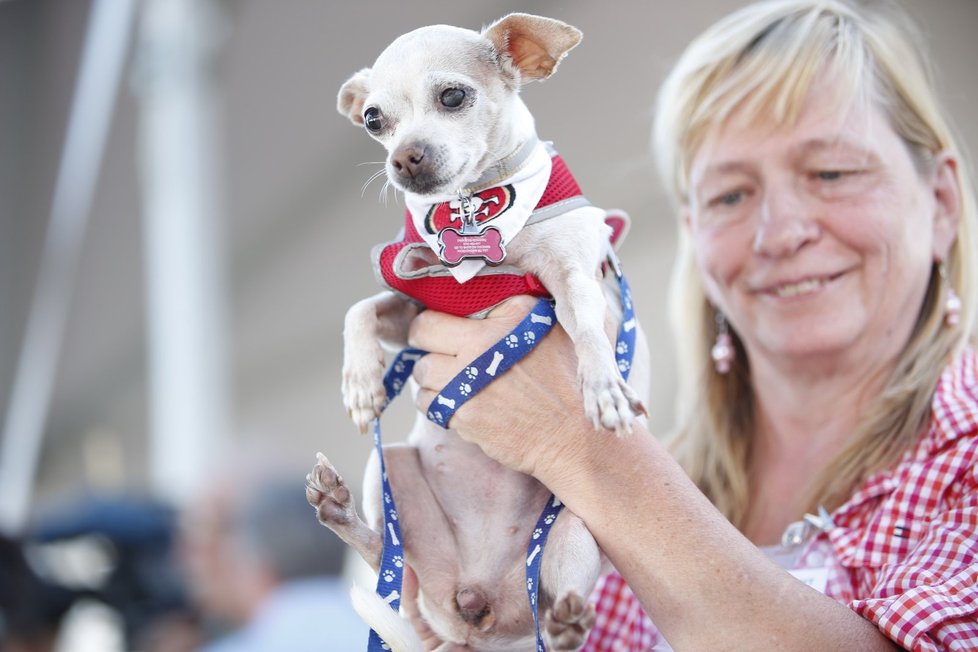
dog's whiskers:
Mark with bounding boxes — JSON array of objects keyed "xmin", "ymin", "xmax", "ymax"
[
  {"xmin": 357, "ymin": 162, "xmax": 402, "ymax": 207},
  {"xmin": 377, "ymin": 178, "xmax": 399, "ymax": 207},
  {"xmin": 359, "ymin": 163, "xmax": 387, "ymax": 198}
]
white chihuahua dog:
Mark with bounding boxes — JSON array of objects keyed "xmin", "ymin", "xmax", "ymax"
[{"xmin": 307, "ymin": 13, "xmax": 648, "ymax": 651}]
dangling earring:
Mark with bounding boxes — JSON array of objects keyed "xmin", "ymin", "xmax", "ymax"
[
  {"xmin": 939, "ymin": 263, "xmax": 961, "ymax": 327},
  {"xmin": 712, "ymin": 312, "xmax": 735, "ymax": 374}
]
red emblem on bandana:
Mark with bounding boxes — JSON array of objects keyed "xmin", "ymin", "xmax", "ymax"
[{"xmin": 424, "ymin": 185, "xmax": 516, "ymax": 234}]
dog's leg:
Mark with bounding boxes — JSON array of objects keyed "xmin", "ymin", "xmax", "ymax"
[
  {"xmin": 343, "ymin": 292, "xmax": 420, "ymax": 433},
  {"xmin": 539, "ymin": 511, "xmax": 603, "ymax": 651},
  {"xmin": 557, "ymin": 272, "xmax": 643, "ymax": 435},
  {"xmin": 306, "ymin": 453, "xmax": 383, "ymax": 571},
  {"xmin": 526, "ymin": 217, "xmax": 645, "ymax": 436}
]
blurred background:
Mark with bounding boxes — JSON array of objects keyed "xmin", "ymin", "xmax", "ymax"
[{"xmin": 1, "ymin": 0, "xmax": 976, "ymax": 650}]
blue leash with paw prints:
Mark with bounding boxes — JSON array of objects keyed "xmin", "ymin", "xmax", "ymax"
[{"xmin": 366, "ymin": 257, "xmax": 636, "ymax": 652}]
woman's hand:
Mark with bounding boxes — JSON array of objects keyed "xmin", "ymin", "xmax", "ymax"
[{"xmin": 408, "ymin": 296, "xmax": 595, "ymax": 480}]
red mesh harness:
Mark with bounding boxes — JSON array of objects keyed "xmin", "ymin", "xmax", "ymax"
[{"xmin": 372, "ymin": 154, "xmax": 597, "ymax": 317}]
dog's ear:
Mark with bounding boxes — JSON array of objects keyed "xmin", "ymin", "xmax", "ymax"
[
  {"xmin": 483, "ymin": 13, "xmax": 582, "ymax": 84},
  {"xmin": 337, "ymin": 68, "xmax": 371, "ymax": 126}
]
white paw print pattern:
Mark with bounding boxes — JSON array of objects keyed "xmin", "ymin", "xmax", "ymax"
[
  {"xmin": 527, "ymin": 578, "xmax": 534, "ymax": 591},
  {"xmin": 391, "ymin": 378, "xmax": 403, "ymax": 393},
  {"xmin": 393, "ymin": 555, "xmax": 403, "ymax": 568},
  {"xmin": 532, "ymin": 527, "xmax": 543, "ymax": 540},
  {"xmin": 617, "ymin": 341, "xmax": 629, "ymax": 355},
  {"xmin": 389, "ymin": 509, "xmax": 398, "ymax": 521},
  {"xmin": 465, "ymin": 366, "xmax": 478, "ymax": 380},
  {"xmin": 394, "ymin": 360, "xmax": 405, "ymax": 374},
  {"xmin": 505, "ymin": 334, "xmax": 520, "ymax": 348},
  {"xmin": 427, "ymin": 410, "xmax": 444, "ymax": 424},
  {"xmin": 384, "ymin": 492, "xmax": 391, "ymax": 504},
  {"xmin": 523, "ymin": 330, "xmax": 536, "ymax": 345},
  {"xmin": 458, "ymin": 382, "xmax": 472, "ymax": 396},
  {"xmin": 382, "ymin": 569, "xmax": 396, "ymax": 582},
  {"xmin": 544, "ymin": 514, "xmax": 556, "ymax": 525},
  {"xmin": 618, "ymin": 359, "xmax": 631, "ymax": 374}
]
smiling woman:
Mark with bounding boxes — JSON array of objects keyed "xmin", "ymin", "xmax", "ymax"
[{"xmin": 658, "ymin": 0, "xmax": 973, "ymax": 531}]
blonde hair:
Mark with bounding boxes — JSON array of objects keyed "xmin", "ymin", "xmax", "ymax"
[{"xmin": 654, "ymin": 0, "xmax": 978, "ymax": 525}]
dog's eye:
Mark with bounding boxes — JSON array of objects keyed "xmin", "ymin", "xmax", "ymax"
[
  {"xmin": 440, "ymin": 88, "xmax": 466, "ymax": 109},
  {"xmin": 363, "ymin": 107, "xmax": 383, "ymax": 132}
]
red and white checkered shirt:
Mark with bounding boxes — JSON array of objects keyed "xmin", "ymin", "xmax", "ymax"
[
  {"xmin": 585, "ymin": 347, "xmax": 978, "ymax": 651},
  {"xmin": 586, "ymin": 571, "xmax": 661, "ymax": 650}
]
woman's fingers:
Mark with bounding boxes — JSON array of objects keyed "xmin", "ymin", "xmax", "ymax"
[
  {"xmin": 409, "ymin": 295, "xmax": 542, "ymax": 354},
  {"xmin": 412, "ymin": 352, "xmax": 460, "ymax": 392},
  {"xmin": 410, "ymin": 295, "xmax": 544, "ymax": 391},
  {"xmin": 413, "ymin": 353, "xmax": 476, "ymax": 437},
  {"xmin": 413, "ymin": 364, "xmax": 442, "ymax": 418},
  {"xmin": 408, "ymin": 310, "xmax": 469, "ymax": 355}
]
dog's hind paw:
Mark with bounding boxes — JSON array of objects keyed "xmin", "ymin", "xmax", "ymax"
[
  {"xmin": 544, "ymin": 591, "xmax": 595, "ymax": 651},
  {"xmin": 305, "ymin": 452, "xmax": 384, "ymax": 572},
  {"xmin": 306, "ymin": 452, "xmax": 359, "ymax": 526}
]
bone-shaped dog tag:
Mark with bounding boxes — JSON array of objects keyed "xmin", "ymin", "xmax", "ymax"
[{"xmin": 438, "ymin": 226, "xmax": 506, "ymax": 266}]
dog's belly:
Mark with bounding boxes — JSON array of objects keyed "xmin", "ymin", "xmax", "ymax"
[{"xmin": 380, "ymin": 419, "xmax": 551, "ymax": 646}]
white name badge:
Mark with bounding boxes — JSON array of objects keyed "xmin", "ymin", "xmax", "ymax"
[{"xmin": 788, "ymin": 567, "xmax": 828, "ymax": 593}]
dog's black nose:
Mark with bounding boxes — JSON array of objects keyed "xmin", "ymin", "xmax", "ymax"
[{"xmin": 391, "ymin": 143, "xmax": 426, "ymax": 178}]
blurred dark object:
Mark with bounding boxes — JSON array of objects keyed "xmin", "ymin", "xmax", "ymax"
[
  {"xmin": 27, "ymin": 495, "xmax": 198, "ymax": 650},
  {"xmin": 0, "ymin": 534, "xmax": 77, "ymax": 652}
]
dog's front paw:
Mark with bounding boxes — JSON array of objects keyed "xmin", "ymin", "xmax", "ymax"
[
  {"xmin": 306, "ymin": 452, "xmax": 359, "ymax": 527},
  {"xmin": 579, "ymin": 362, "xmax": 646, "ymax": 437},
  {"xmin": 544, "ymin": 591, "xmax": 595, "ymax": 651},
  {"xmin": 342, "ymin": 346, "xmax": 387, "ymax": 433}
]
